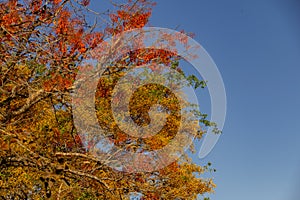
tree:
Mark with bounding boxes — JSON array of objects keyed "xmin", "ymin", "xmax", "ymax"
[{"xmin": 0, "ymin": 0, "xmax": 216, "ymax": 199}]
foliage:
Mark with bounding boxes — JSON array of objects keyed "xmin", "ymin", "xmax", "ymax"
[{"xmin": 0, "ymin": 0, "xmax": 216, "ymax": 199}]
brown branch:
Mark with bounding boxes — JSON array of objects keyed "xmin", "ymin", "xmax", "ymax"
[
  {"xmin": 64, "ymin": 168, "xmax": 111, "ymax": 191},
  {"xmin": 11, "ymin": 89, "xmax": 49, "ymax": 116},
  {"xmin": 55, "ymin": 152, "xmax": 103, "ymax": 163}
]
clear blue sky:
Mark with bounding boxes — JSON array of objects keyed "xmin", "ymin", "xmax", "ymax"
[
  {"xmin": 90, "ymin": 0, "xmax": 300, "ymax": 199},
  {"xmin": 150, "ymin": 0, "xmax": 300, "ymax": 200}
]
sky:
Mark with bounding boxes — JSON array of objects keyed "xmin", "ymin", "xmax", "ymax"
[
  {"xmin": 90, "ymin": 0, "xmax": 300, "ymax": 199},
  {"xmin": 149, "ymin": 0, "xmax": 300, "ymax": 200}
]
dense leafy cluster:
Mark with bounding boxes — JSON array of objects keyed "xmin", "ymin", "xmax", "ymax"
[{"xmin": 0, "ymin": 0, "xmax": 215, "ymax": 199}]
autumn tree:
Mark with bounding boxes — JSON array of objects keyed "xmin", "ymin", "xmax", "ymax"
[{"xmin": 0, "ymin": 0, "xmax": 216, "ymax": 199}]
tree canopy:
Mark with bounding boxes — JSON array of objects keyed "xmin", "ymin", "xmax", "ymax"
[{"xmin": 0, "ymin": 0, "xmax": 216, "ymax": 199}]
